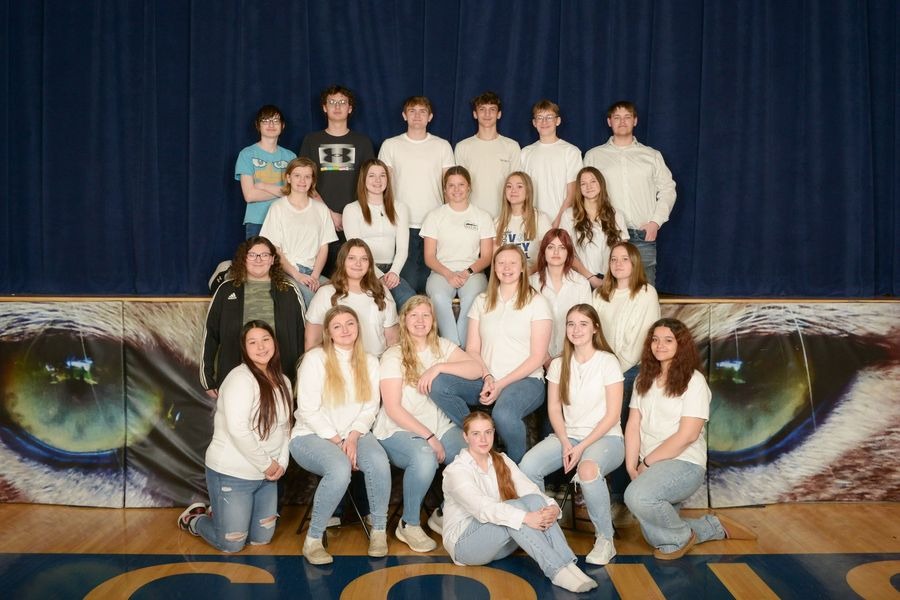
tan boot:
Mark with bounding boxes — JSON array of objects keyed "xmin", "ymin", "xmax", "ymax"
[
  {"xmin": 303, "ymin": 535, "xmax": 333, "ymax": 565},
  {"xmin": 368, "ymin": 529, "xmax": 388, "ymax": 557}
]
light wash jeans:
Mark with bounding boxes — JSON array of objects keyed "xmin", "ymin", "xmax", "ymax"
[
  {"xmin": 429, "ymin": 374, "xmax": 545, "ymax": 462},
  {"xmin": 425, "ymin": 271, "xmax": 487, "ymax": 347},
  {"xmin": 453, "ymin": 493, "xmax": 576, "ymax": 579},
  {"xmin": 194, "ymin": 467, "xmax": 278, "ymax": 553},
  {"xmin": 624, "ymin": 459, "xmax": 724, "ymax": 553},
  {"xmin": 379, "ymin": 427, "xmax": 466, "ymax": 525},
  {"xmin": 627, "ymin": 228, "xmax": 657, "ymax": 287},
  {"xmin": 289, "ymin": 433, "xmax": 390, "ymax": 539},
  {"xmin": 292, "ymin": 264, "xmax": 329, "ymax": 310},
  {"xmin": 519, "ymin": 434, "xmax": 624, "ymax": 540},
  {"xmin": 376, "ymin": 263, "xmax": 417, "ymax": 310}
]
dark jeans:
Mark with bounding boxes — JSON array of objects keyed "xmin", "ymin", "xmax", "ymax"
[{"xmin": 400, "ymin": 228, "xmax": 428, "ymax": 294}]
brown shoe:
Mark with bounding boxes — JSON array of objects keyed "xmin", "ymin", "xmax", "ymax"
[
  {"xmin": 653, "ymin": 531, "xmax": 697, "ymax": 560},
  {"xmin": 716, "ymin": 514, "xmax": 757, "ymax": 540}
]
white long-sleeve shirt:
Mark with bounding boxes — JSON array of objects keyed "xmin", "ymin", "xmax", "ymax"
[
  {"xmin": 441, "ymin": 449, "xmax": 558, "ymax": 563},
  {"xmin": 291, "ymin": 347, "xmax": 380, "ymax": 439},
  {"xmin": 592, "ymin": 284, "xmax": 660, "ymax": 372},
  {"xmin": 204, "ymin": 364, "xmax": 292, "ymax": 480}
]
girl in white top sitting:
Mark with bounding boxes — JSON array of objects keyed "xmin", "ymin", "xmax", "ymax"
[
  {"xmin": 178, "ymin": 321, "xmax": 292, "ymax": 553},
  {"xmin": 342, "ymin": 159, "xmax": 416, "ymax": 309},
  {"xmin": 430, "ymin": 244, "xmax": 552, "ymax": 462},
  {"xmin": 421, "ymin": 166, "xmax": 494, "ymax": 348},
  {"xmin": 260, "ymin": 157, "xmax": 338, "ymax": 309},
  {"xmin": 519, "ymin": 303, "xmax": 625, "ymax": 565},
  {"xmin": 561, "ymin": 167, "xmax": 628, "ymax": 290},
  {"xmin": 493, "ymin": 171, "xmax": 551, "ymax": 272},
  {"xmin": 305, "ymin": 238, "xmax": 399, "ymax": 357},
  {"xmin": 442, "ymin": 412, "xmax": 597, "ymax": 594},
  {"xmin": 529, "ymin": 228, "xmax": 592, "ymax": 362},
  {"xmin": 374, "ymin": 295, "xmax": 482, "ymax": 552},
  {"xmin": 624, "ymin": 318, "xmax": 756, "ymax": 560},
  {"xmin": 289, "ymin": 306, "xmax": 390, "ymax": 564}
]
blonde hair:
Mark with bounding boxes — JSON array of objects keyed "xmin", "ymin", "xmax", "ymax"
[
  {"xmin": 494, "ymin": 172, "xmax": 537, "ymax": 246},
  {"xmin": 321, "ymin": 306, "xmax": 372, "ymax": 405},
  {"xmin": 557, "ymin": 304, "xmax": 614, "ymax": 405},
  {"xmin": 484, "ymin": 245, "xmax": 534, "ymax": 312},
  {"xmin": 397, "ymin": 295, "xmax": 443, "ymax": 387}
]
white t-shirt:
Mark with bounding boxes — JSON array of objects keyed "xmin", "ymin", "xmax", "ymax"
[
  {"xmin": 547, "ymin": 351, "xmax": 624, "ymax": 439},
  {"xmin": 260, "ymin": 197, "xmax": 338, "ymax": 268},
  {"xmin": 559, "ymin": 208, "xmax": 629, "ymax": 275},
  {"xmin": 373, "ymin": 337, "xmax": 458, "ymax": 440},
  {"xmin": 305, "ymin": 284, "xmax": 398, "ymax": 357},
  {"xmin": 519, "ymin": 139, "xmax": 582, "ymax": 219},
  {"xmin": 342, "ymin": 200, "xmax": 410, "ymax": 274},
  {"xmin": 454, "ymin": 134, "xmax": 521, "ymax": 218},
  {"xmin": 592, "ymin": 285, "xmax": 660, "ymax": 372},
  {"xmin": 205, "ymin": 364, "xmax": 292, "ymax": 480},
  {"xmin": 420, "ymin": 203, "xmax": 494, "ymax": 271},
  {"xmin": 378, "ymin": 133, "xmax": 455, "ymax": 227},
  {"xmin": 529, "ymin": 271, "xmax": 593, "ymax": 358},
  {"xmin": 291, "ymin": 347, "xmax": 381, "ymax": 439},
  {"xmin": 468, "ymin": 292, "xmax": 552, "ymax": 380},
  {"xmin": 495, "ymin": 211, "xmax": 552, "ymax": 269},
  {"xmin": 630, "ymin": 370, "xmax": 710, "ymax": 467}
]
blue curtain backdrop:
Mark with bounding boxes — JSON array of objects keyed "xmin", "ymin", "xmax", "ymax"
[{"xmin": 1, "ymin": 0, "xmax": 897, "ymax": 297}]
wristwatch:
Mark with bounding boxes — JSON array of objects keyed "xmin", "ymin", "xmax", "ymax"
[{"xmin": 466, "ymin": 267, "xmax": 474, "ymax": 274}]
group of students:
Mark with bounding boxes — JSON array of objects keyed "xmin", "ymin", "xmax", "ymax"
[
  {"xmin": 187, "ymin": 231, "xmax": 755, "ymax": 595},
  {"xmin": 180, "ymin": 87, "xmax": 757, "ymax": 593}
]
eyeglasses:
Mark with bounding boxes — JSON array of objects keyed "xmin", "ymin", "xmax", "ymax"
[
  {"xmin": 534, "ymin": 114, "xmax": 557, "ymax": 122},
  {"xmin": 260, "ymin": 118, "xmax": 281, "ymax": 125},
  {"xmin": 247, "ymin": 252, "xmax": 273, "ymax": 261},
  {"xmin": 327, "ymin": 99, "xmax": 348, "ymax": 106}
]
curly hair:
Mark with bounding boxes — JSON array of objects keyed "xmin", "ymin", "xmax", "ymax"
[
  {"xmin": 329, "ymin": 239, "xmax": 387, "ymax": 311},
  {"xmin": 596, "ymin": 241, "xmax": 649, "ymax": 302},
  {"xmin": 355, "ymin": 159, "xmax": 397, "ymax": 225},
  {"xmin": 227, "ymin": 236, "xmax": 291, "ymax": 290},
  {"xmin": 634, "ymin": 318, "xmax": 700, "ymax": 397},
  {"xmin": 239, "ymin": 320, "xmax": 294, "ymax": 438},
  {"xmin": 571, "ymin": 167, "xmax": 621, "ymax": 248},
  {"xmin": 533, "ymin": 228, "xmax": 576, "ymax": 291}
]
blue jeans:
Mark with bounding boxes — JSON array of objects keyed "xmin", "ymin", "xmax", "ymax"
[
  {"xmin": 628, "ymin": 228, "xmax": 657, "ymax": 287},
  {"xmin": 194, "ymin": 467, "xmax": 278, "ymax": 553},
  {"xmin": 292, "ymin": 264, "xmax": 329, "ymax": 310},
  {"xmin": 379, "ymin": 427, "xmax": 465, "ymax": 525},
  {"xmin": 400, "ymin": 228, "xmax": 428, "ymax": 294},
  {"xmin": 289, "ymin": 433, "xmax": 390, "ymax": 539},
  {"xmin": 425, "ymin": 272, "xmax": 487, "ymax": 347},
  {"xmin": 453, "ymin": 494, "xmax": 576, "ymax": 579},
  {"xmin": 245, "ymin": 222, "xmax": 263, "ymax": 239},
  {"xmin": 624, "ymin": 459, "xmax": 723, "ymax": 553},
  {"xmin": 519, "ymin": 434, "xmax": 624, "ymax": 540},
  {"xmin": 429, "ymin": 374, "xmax": 545, "ymax": 462},
  {"xmin": 377, "ymin": 263, "xmax": 417, "ymax": 311}
]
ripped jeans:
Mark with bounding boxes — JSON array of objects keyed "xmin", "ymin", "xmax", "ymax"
[{"xmin": 194, "ymin": 467, "xmax": 279, "ymax": 552}]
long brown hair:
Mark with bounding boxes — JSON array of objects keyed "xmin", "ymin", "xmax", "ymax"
[
  {"xmin": 355, "ymin": 159, "xmax": 397, "ymax": 225},
  {"xmin": 572, "ymin": 167, "xmax": 621, "ymax": 247},
  {"xmin": 596, "ymin": 241, "xmax": 649, "ymax": 302},
  {"xmin": 239, "ymin": 320, "xmax": 293, "ymax": 439},
  {"xmin": 494, "ymin": 172, "xmax": 537, "ymax": 246},
  {"xmin": 397, "ymin": 295, "xmax": 442, "ymax": 387},
  {"xmin": 329, "ymin": 239, "xmax": 387, "ymax": 311},
  {"xmin": 228, "ymin": 236, "xmax": 291, "ymax": 290},
  {"xmin": 463, "ymin": 412, "xmax": 518, "ymax": 501},
  {"xmin": 321, "ymin": 306, "xmax": 372, "ymax": 405},
  {"xmin": 484, "ymin": 245, "xmax": 534, "ymax": 312},
  {"xmin": 634, "ymin": 318, "xmax": 700, "ymax": 397},
  {"xmin": 533, "ymin": 228, "xmax": 576, "ymax": 291},
  {"xmin": 557, "ymin": 304, "xmax": 614, "ymax": 405}
]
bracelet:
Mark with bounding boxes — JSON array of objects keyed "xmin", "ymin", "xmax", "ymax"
[
  {"xmin": 424, "ymin": 433, "xmax": 435, "ymax": 441},
  {"xmin": 482, "ymin": 373, "xmax": 494, "ymax": 380},
  {"xmin": 640, "ymin": 458, "xmax": 649, "ymax": 468}
]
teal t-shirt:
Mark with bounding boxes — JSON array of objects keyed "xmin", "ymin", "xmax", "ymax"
[{"xmin": 235, "ymin": 143, "xmax": 297, "ymax": 225}]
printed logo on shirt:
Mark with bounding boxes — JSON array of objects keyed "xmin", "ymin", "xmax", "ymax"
[
  {"xmin": 464, "ymin": 221, "xmax": 479, "ymax": 231},
  {"xmin": 273, "ymin": 160, "xmax": 289, "ymax": 169},
  {"xmin": 227, "ymin": 293, "xmax": 237, "ymax": 300},
  {"xmin": 318, "ymin": 144, "xmax": 356, "ymax": 171},
  {"xmin": 502, "ymin": 230, "xmax": 532, "ymax": 258}
]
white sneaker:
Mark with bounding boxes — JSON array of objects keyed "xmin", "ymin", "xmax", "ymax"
[
  {"xmin": 586, "ymin": 536, "xmax": 616, "ymax": 565},
  {"xmin": 303, "ymin": 536, "xmax": 333, "ymax": 565},
  {"xmin": 396, "ymin": 521, "xmax": 437, "ymax": 552},
  {"xmin": 326, "ymin": 516, "xmax": 341, "ymax": 528},
  {"xmin": 427, "ymin": 509, "xmax": 443, "ymax": 535},
  {"xmin": 368, "ymin": 529, "xmax": 388, "ymax": 557}
]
